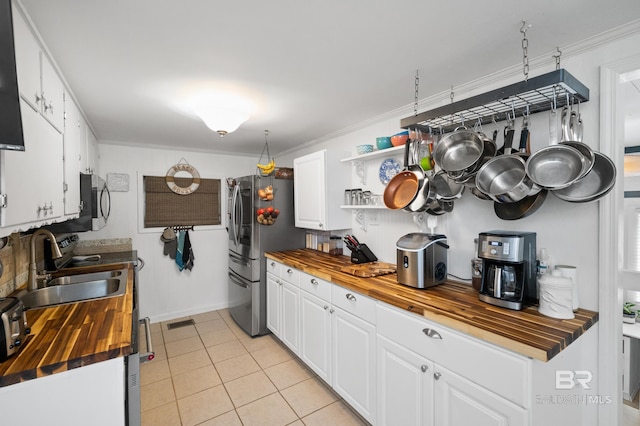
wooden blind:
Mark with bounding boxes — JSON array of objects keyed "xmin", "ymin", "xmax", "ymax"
[{"xmin": 143, "ymin": 176, "xmax": 221, "ymax": 228}]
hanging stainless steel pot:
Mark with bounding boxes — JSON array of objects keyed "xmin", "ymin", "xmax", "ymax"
[
  {"xmin": 551, "ymin": 151, "xmax": 616, "ymax": 203},
  {"xmin": 524, "ymin": 144, "xmax": 587, "ymax": 190},
  {"xmin": 432, "ymin": 127, "xmax": 484, "ymax": 173},
  {"xmin": 475, "ymin": 155, "xmax": 537, "ymax": 203}
]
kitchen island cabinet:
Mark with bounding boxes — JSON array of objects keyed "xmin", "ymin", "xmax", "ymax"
[
  {"xmin": 293, "ymin": 149, "xmax": 351, "ymax": 231},
  {"xmin": 265, "ymin": 249, "xmax": 600, "ymax": 426}
]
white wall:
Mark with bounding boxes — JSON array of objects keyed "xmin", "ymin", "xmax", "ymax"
[{"xmin": 88, "ymin": 143, "xmax": 257, "ymax": 322}]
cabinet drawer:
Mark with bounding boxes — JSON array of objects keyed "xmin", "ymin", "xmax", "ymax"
[
  {"xmin": 266, "ymin": 259, "xmax": 281, "ymax": 276},
  {"xmin": 280, "ymin": 265, "xmax": 300, "ymax": 286},
  {"xmin": 331, "ymin": 286, "xmax": 376, "ymax": 324},
  {"xmin": 300, "ymin": 272, "xmax": 331, "ymax": 301},
  {"xmin": 377, "ymin": 303, "xmax": 530, "ymax": 407}
]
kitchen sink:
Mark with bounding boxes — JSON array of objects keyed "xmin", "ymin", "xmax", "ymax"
[{"xmin": 19, "ymin": 268, "xmax": 128, "ymax": 310}]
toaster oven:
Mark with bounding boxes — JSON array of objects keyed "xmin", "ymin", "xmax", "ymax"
[{"xmin": 0, "ymin": 297, "xmax": 29, "ymax": 362}]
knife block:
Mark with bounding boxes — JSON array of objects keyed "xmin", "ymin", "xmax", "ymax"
[{"xmin": 350, "ymin": 244, "xmax": 378, "ymax": 264}]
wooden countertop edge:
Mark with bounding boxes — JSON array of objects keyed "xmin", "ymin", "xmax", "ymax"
[
  {"xmin": 265, "ymin": 250, "xmax": 598, "ymax": 362},
  {"xmin": 0, "ymin": 263, "xmax": 134, "ymax": 388}
]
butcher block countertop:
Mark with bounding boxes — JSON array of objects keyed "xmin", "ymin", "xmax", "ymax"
[
  {"xmin": 0, "ymin": 262, "xmax": 134, "ymax": 387},
  {"xmin": 265, "ymin": 249, "xmax": 598, "ymax": 362}
]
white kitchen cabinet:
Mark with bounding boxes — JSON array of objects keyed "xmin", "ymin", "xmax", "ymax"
[
  {"xmin": 12, "ymin": 5, "xmax": 64, "ymax": 133},
  {"xmin": 266, "ymin": 263, "xmax": 300, "ymax": 354},
  {"xmin": 293, "ymin": 149, "xmax": 351, "ymax": 230},
  {"xmin": 0, "ymin": 357, "xmax": 125, "ymax": 425},
  {"xmin": 299, "ymin": 273, "xmax": 333, "ymax": 383},
  {"xmin": 433, "ymin": 364, "xmax": 527, "ymax": 426},
  {"xmin": 0, "ymin": 98, "xmax": 64, "ymax": 231},
  {"xmin": 331, "ymin": 286, "xmax": 377, "ymax": 424},
  {"xmin": 377, "ymin": 334, "xmax": 434, "ymax": 426},
  {"xmin": 62, "ymin": 96, "xmax": 83, "ymax": 215}
]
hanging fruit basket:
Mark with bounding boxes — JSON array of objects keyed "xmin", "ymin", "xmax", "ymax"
[
  {"xmin": 256, "ymin": 130, "xmax": 275, "ymax": 177},
  {"xmin": 256, "ymin": 206, "xmax": 279, "ymax": 225}
]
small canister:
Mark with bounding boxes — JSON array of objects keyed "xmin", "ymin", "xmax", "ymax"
[
  {"xmin": 328, "ymin": 236, "xmax": 343, "ymax": 256},
  {"xmin": 471, "ymin": 258, "xmax": 482, "ymax": 291},
  {"xmin": 537, "ymin": 270, "xmax": 574, "ymax": 319}
]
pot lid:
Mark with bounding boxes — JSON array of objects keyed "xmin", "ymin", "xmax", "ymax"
[{"xmin": 396, "ymin": 233, "xmax": 447, "ymax": 251}]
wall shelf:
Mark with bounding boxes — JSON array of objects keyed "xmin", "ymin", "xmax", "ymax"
[
  {"xmin": 400, "ymin": 68, "xmax": 590, "ymax": 133},
  {"xmin": 341, "ymin": 145, "xmax": 404, "ymax": 163}
]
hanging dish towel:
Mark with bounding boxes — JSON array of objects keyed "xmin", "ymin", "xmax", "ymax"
[
  {"xmin": 183, "ymin": 230, "xmax": 195, "ymax": 271},
  {"xmin": 175, "ymin": 230, "xmax": 186, "ymax": 271}
]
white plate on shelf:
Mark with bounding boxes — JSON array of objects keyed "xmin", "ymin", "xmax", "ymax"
[{"xmin": 379, "ymin": 158, "xmax": 402, "ymax": 185}]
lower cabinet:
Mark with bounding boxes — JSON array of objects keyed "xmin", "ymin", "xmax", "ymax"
[
  {"xmin": 296, "ymin": 271, "xmax": 377, "ymax": 424},
  {"xmin": 270, "ymin": 263, "xmax": 525, "ymax": 426},
  {"xmin": 266, "ymin": 270, "xmax": 299, "ymax": 354},
  {"xmin": 377, "ymin": 335, "xmax": 434, "ymax": 426},
  {"xmin": 433, "ymin": 364, "xmax": 527, "ymax": 426},
  {"xmin": 332, "ymin": 304, "xmax": 376, "ymax": 423}
]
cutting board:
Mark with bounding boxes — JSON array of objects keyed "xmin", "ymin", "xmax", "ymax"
[{"xmin": 340, "ymin": 262, "xmax": 396, "ymax": 277}]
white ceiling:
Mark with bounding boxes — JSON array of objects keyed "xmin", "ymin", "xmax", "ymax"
[{"xmin": 18, "ymin": 0, "xmax": 640, "ymax": 156}]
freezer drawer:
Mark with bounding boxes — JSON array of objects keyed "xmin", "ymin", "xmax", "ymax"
[
  {"xmin": 229, "ymin": 251, "xmax": 260, "ymax": 282},
  {"xmin": 228, "ymin": 269, "xmax": 264, "ymax": 336}
]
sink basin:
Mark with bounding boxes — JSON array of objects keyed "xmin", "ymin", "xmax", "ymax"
[
  {"xmin": 45, "ymin": 270, "xmax": 123, "ymax": 287},
  {"xmin": 19, "ymin": 268, "xmax": 128, "ymax": 310}
]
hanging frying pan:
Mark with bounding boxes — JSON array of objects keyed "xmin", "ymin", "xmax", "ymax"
[
  {"xmin": 494, "ymin": 189, "xmax": 548, "ymax": 220},
  {"xmin": 383, "ymin": 139, "xmax": 425, "ymax": 210}
]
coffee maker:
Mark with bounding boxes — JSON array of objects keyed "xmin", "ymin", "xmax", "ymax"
[{"xmin": 477, "ymin": 231, "xmax": 537, "ymax": 310}]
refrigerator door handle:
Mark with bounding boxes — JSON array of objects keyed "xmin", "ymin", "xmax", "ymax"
[
  {"xmin": 228, "ymin": 271, "xmax": 250, "ymax": 288},
  {"xmin": 231, "ymin": 184, "xmax": 240, "ymax": 247}
]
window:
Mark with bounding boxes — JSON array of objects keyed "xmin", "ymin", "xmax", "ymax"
[{"xmin": 143, "ymin": 175, "xmax": 221, "ymax": 228}]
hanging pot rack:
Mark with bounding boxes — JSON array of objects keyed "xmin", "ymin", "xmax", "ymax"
[{"xmin": 400, "ymin": 68, "xmax": 589, "ymax": 133}]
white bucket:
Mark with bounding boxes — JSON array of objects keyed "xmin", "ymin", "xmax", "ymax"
[{"xmin": 538, "ymin": 270, "xmax": 574, "ymax": 319}]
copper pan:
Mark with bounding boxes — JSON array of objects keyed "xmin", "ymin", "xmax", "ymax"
[{"xmin": 383, "ymin": 139, "xmax": 424, "ymax": 210}]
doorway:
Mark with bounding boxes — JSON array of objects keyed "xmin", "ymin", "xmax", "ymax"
[{"xmin": 601, "ymin": 56, "xmax": 640, "ymax": 426}]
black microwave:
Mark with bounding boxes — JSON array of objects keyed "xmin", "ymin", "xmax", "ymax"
[{"xmin": 46, "ymin": 174, "xmax": 111, "ymax": 232}]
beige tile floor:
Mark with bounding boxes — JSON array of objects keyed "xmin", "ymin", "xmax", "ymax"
[{"xmin": 141, "ymin": 309, "xmax": 369, "ymax": 426}]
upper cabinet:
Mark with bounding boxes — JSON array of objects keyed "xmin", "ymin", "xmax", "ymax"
[
  {"xmin": 0, "ymin": 2, "xmax": 88, "ymax": 233},
  {"xmin": 294, "ymin": 149, "xmax": 351, "ymax": 231},
  {"xmin": 12, "ymin": 6, "xmax": 64, "ymax": 133},
  {"xmin": 1, "ymin": 98, "xmax": 64, "ymax": 230}
]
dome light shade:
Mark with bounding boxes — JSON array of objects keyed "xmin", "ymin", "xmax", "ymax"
[{"xmin": 194, "ymin": 105, "xmax": 249, "ymax": 136}]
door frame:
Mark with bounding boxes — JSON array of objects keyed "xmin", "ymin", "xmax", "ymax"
[{"xmin": 600, "ymin": 54, "xmax": 640, "ymax": 424}]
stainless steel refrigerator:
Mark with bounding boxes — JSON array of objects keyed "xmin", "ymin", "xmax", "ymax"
[{"xmin": 227, "ymin": 175, "xmax": 305, "ymax": 336}]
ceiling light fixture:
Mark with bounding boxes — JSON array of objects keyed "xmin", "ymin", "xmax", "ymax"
[{"xmin": 192, "ymin": 92, "xmax": 253, "ymax": 137}]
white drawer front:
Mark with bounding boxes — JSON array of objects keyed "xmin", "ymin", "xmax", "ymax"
[
  {"xmin": 266, "ymin": 259, "xmax": 281, "ymax": 276},
  {"xmin": 376, "ymin": 303, "xmax": 530, "ymax": 407},
  {"xmin": 331, "ymin": 286, "xmax": 376, "ymax": 324},
  {"xmin": 280, "ymin": 264, "xmax": 300, "ymax": 286},
  {"xmin": 300, "ymin": 272, "xmax": 331, "ymax": 301}
]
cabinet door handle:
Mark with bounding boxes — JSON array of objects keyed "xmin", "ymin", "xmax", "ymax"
[
  {"xmin": 310, "ymin": 279, "xmax": 318, "ymax": 285},
  {"xmin": 286, "ymin": 268, "xmax": 293, "ymax": 274},
  {"xmin": 434, "ymin": 372, "xmax": 441, "ymax": 380},
  {"xmin": 270, "ymin": 262, "xmax": 275, "ymax": 267},
  {"xmin": 421, "ymin": 365, "xmax": 428, "ymax": 373},
  {"xmin": 423, "ymin": 328, "xmax": 442, "ymax": 339},
  {"xmin": 345, "ymin": 293, "xmax": 357, "ymax": 301},
  {"xmin": 324, "ymin": 305, "xmax": 329, "ymax": 310},
  {"xmin": 329, "ymin": 309, "xmax": 334, "ymax": 314}
]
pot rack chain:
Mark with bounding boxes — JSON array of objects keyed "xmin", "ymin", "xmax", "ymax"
[{"xmin": 521, "ymin": 20, "xmax": 532, "ymax": 81}]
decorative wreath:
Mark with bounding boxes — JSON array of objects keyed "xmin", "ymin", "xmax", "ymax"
[{"xmin": 165, "ymin": 160, "xmax": 201, "ymax": 195}]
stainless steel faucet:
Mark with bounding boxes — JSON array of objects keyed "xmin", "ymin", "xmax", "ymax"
[{"xmin": 27, "ymin": 229, "xmax": 62, "ymax": 291}]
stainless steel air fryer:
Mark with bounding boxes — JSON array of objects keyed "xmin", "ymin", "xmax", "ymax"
[{"xmin": 396, "ymin": 233, "xmax": 449, "ymax": 288}]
